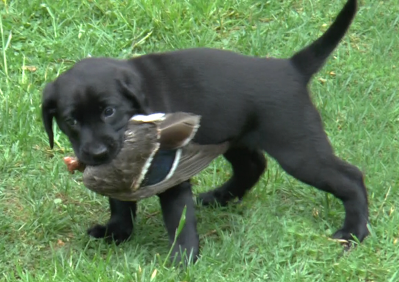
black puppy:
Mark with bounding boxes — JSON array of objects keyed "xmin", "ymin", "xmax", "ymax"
[{"xmin": 42, "ymin": 0, "xmax": 368, "ymax": 264}]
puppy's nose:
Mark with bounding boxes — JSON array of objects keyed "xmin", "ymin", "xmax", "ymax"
[{"xmin": 90, "ymin": 144, "xmax": 108, "ymax": 159}]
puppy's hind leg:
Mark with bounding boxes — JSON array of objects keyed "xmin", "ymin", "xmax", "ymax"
[
  {"xmin": 266, "ymin": 129, "xmax": 369, "ymax": 243},
  {"xmin": 198, "ymin": 148, "xmax": 267, "ymax": 206}
]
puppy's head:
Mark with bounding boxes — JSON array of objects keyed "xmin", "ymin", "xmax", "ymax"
[{"xmin": 42, "ymin": 57, "xmax": 150, "ymax": 166}]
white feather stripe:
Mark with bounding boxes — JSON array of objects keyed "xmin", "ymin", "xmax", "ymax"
[
  {"xmin": 130, "ymin": 113, "xmax": 165, "ymax": 122},
  {"xmin": 164, "ymin": 149, "xmax": 181, "ymax": 181},
  {"xmin": 132, "ymin": 143, "xmax": 160, "ymax": 190},
  {"xmin": 179, "ymin": 120, "xmax": 201, "ymax": 147}
]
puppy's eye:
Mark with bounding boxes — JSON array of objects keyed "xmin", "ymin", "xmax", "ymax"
[
  {"xmin": 66, "ymin": 118, "xmax": 78, "ymax": 126},
  {"xmin": 103, "ymin": 107, "xmax": 115, "ymax": 118}
]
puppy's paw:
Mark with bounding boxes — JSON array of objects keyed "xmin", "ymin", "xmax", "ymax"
[
  {"xmin": 332, "ymin": 224, "xmax": 369, "ymax": 248},
  {"xmin": 87, "ymin": 224, "xmax": 108, "ymax": 238},
  {"xmin": 196, "ymin": 191, "xmax": 229, "ymax": 207},
  {"xmin": 87, "ymin": 222, "xmax": 133, "ymax": 244},
  {"xmin": 169, "ymin": 245, "xmax": 199, "ymax": 266}
]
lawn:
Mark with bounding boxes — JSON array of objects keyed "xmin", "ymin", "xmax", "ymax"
[{"xmin": 1, "ymin": 0, "xmax": 398, "ymax": 281}]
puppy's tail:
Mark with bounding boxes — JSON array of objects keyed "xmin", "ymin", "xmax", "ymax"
[{"xmin": 290, "ymin": 0, "xmax": 357, "ymax": 84}]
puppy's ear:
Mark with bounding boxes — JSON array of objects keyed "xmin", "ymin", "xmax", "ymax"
[
  {"xmin": 41, "ymin": 82, "xmax": 57, "ymax": 149},
  {"xmin": 116, "ymin": 67, "xmax": 151, "ymax": 114}
]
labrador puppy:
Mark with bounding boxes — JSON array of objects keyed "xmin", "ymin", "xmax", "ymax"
[{"xmin": 42, "ymin": 0, "xmax": 368, "ymax": 264}]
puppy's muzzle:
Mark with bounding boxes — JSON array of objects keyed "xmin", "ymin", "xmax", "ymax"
[{"xmin": 82, "ymin": 143, "xmax": 109, "ymax": 164}]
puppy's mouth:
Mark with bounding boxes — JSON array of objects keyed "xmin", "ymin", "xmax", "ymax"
[{"xmin": 82, "ymin": 158, "xmax": 113, "ymax": 167}]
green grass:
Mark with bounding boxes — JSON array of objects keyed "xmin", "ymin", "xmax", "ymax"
[{"xmin": 0, "ymin": 0, "xmax": 398, "ymax": 280}]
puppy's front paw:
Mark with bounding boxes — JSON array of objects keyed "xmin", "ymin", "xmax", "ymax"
[
  {"xmin": 87, "ymin": 224, "xmax": 107, "ymax": 238},
  {"xmin": 169, "ymin": 244, "xmax": 199, "ymax": 266},
  {"xmin": 87, "ymin": 222, "xmax": 133, "ymax": 244}
]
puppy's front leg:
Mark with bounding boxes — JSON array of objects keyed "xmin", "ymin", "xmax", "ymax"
[
  {"xmin": 158, "ymin": 181, "xmax": 199, "ymax": 265},
  {"xmin": 87, "ymin": 198, "xmax": 136, "ymax": 244}
]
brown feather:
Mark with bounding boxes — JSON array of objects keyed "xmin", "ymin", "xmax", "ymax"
[{"xmin": 158, "ymin": 113, "xmax": 200, "ymax": 150}]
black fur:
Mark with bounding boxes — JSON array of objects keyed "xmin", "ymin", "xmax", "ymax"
[{"xmin": 42, "ymin": 0, "xmax": 368, "ymax": 264}]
